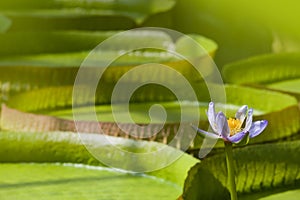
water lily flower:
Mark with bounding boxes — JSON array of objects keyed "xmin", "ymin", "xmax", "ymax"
[{"xmin": 194, "ymin": 102, "xmax": 268, "ymax": 143}]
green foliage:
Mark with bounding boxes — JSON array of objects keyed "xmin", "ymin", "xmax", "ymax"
[
  {"xmin": 0, "ymin": 130, "xmax": 199, "ymax": 187},
  {"xmin": 2, "ymin": 9, "xmax": 136, "ymax": 31},
  {"xmin": 0, "ymin": 31, "xmax": 116, "ymax": 57},
  {"xmin": 183, "ymin": 165, "xmax": 230, "ymax": 200},
  {"xmin": 0, "ymin": 32, "xmax": 217, "ymax": 105},
  {"xmin": 183, "ymin": 141, "xmax": 300, "ymax": 199},
  {"xmin": 268, "ymin": 79, "xmax": 300, "ymax": 100},
  {"xmin": 223, "ymin": 53, "xmax": 300, "ymax": 100},
  {"xmin": 223, "ymin": 53, "xmax": 300, "ymax": 84},
  {"xmin": 1, "ymin": 85, "xmax": 299, "ymax": 150},
  {"xmin": 0, "ymin": 0, "xmax": 176, "ymax": 28},
  {"xmin": 0, "ymin": 163, "xmax": 181, "ymax": 200}
]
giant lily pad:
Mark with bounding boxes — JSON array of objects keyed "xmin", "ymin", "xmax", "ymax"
[
  {"xmin": 2, "ymin": 85, "xmax": 299, "ymax": 149},
  {"xmin": 0, "ymin": 31, "xmax": 118, "ymax": 57},
  {"xmin": 182, "ymin": 140, "xmax": 300, "ymax": 200},
  {"xmin": 0, "ymin": 31, "xmax": 217, "ymax": 102},
  {"xmin": 0, "ymin": 130, "xmax": 199, "ymax": 186},
  {"xmin": 0, "ymin": 0, "xmax": 176, "ymax": 26},
  {"xmin": 222, "ymin": 53, "xmax": 300, "ymax": 100},
  {"xmin": 0, "ymin": 163, "xmax": 180, "ymax": 200}
]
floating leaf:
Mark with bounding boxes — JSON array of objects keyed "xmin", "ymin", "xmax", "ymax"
[
  {"xmin": 0, "ymin": 163, "xmax": 181, "ymax": 200},
  {"xmin": 2, "ymin": 9, "xmax": 135, "ymax": 31},
  {"xmin": 0, "ymin": 130, "xmax": 199, "ymax": 186},
  {"xmin": 267, "ymin": 79, "xmax": 300, "ymax": 100},
  {"xmin": 223, "ymin": 53, "xmax": 300, "ymax": 84},
  {"xmin": 0, "ymin": 31, "xmax": 118, "ymax": 57},
  {"xmin": 0, "ymin": 0, "xmax": 176, "ymax": 25},
  {"xmin": 223, "ymin": 53, "xmax": 300, "ymax": 100},
  {"xmin": 3, "ymin": 85, "xmax": 299, "ymax": 149},
  {"xmin": 0, "ymin": 30, "xmax": 176, "ymax": 56},
  {"xmin": 183, "ymin": 141, "xmax": 300, "ymax": 199},
  {"xmin": 0, "ymin": 32, "xmax": 217, "ymax": 102},
  {"xmin": 0, "ymin": 104, "xmax": 197, "ymax": 150},
  {"xmin": 182, "ymin": 165, "xmax": 230, "ymax": 200}
]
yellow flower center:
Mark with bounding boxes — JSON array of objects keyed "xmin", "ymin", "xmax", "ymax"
[{"xmin": 227, "ymin": 118, "xmax": 242, "ymax": 136}]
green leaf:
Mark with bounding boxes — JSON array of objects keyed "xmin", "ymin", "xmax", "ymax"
[
  {"xmin": 268, "ymin": 79, "xmax": 300, "ymax": 94},
  {"xmin": 222, "ymin": 53, "xmax": 300, "ymax": 100},
  {"xmin": 0, "ymin": 32, "xmax": 217, "ymax": 102},
  {"xmin": 0, "ymin": 0, "xmax": 176, "ymax": 25},
  {"xmin": 223, "ymin": 53, "xmax": 300, "ymax": 84},
  {"xmin": 0, "ymin": 103, "xmax": 208, "ymax": 150},
  {"xmin": 2, "ymin": 85, "xmax": 299, "ymax": 149},
  {"xmin": 182, "ymin": 165, "xmax": 230, "ymax": 200},
  {"xmin": 3, "ymin": 9, "xmax": 136, "ymax": 31},
  {"xmin": 241, "ymin": 189, "xmax": 300, "ymax": 200},
  {"xmin": 267, "ymin": 79, "xmax": 300, "ymax": 100},
  {"xmin": 0, "ymin": 163, "xmax": 181, "ymax": 200},
  {"xmin": 183, "ymin": 141, "xmax": 300, "ymax": 199},
  {"xmin": 0, "ymin": 31, "xmax": 116, "ymax": 57},
  {"xmin": 0, "ymin": 30, "xmax": 216, "ymax": 59},
  {"xmin": 0, "ymin": 130, "xmax": 199, "ymax": 187},
  {"xmin": 175, "ymin": 34, "xmax": 218, "ymax": 58}
]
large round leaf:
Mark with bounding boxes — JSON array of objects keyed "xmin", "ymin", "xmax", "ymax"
[
  {"xmin": 0, "ymin": 0, "xmax": 176, "ymax": 26},
  {"xmin": 222, "ymin": 53, "xmax": 300, "ymax": 100},
  {"xmin": 0, "ymin": 32, "xmax": 217, "ymax": 103},
  {"xmin": 3, "ymin": 85, "xmax": 299, "ymax": 149},
  {"xmin": 0, "ymin": 130, "xmax": 199, "ymax": 187},
  {"xmin": 182, "ymin": 140, "xmax": 300, "ymax": 200},
  {"xmin": 0, "ymin": 30, "xmax": 172, "ymax": 56},
  {"xmin": 0, "ymin": 163, "xmax": 181, "ymax": 200}
]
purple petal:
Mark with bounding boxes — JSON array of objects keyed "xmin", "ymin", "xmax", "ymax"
[
  {"xmin": 215, "ymin": 112, "xmax": 230, "ymax": 138},
  {"xmin": 244, "ymin": 108, "xmax": 253, "ymax": 132},
  {"xmin": 227, "ymin": 131, "xmax": 247, "ymax": 143},
  {"xmin": 207, "ymin": 102, "xmax": 217, "ymax": 131},
  {"xmin": 192, "ymin": 125, "xmax": 221, "ymax": 139},
  {"xmin": 235, "ymin": 105, "xmax": 248, "ymax": 123},
  {"xmin": 249, "ymin": 120, "xmax": 268, "ymax": 138}
]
